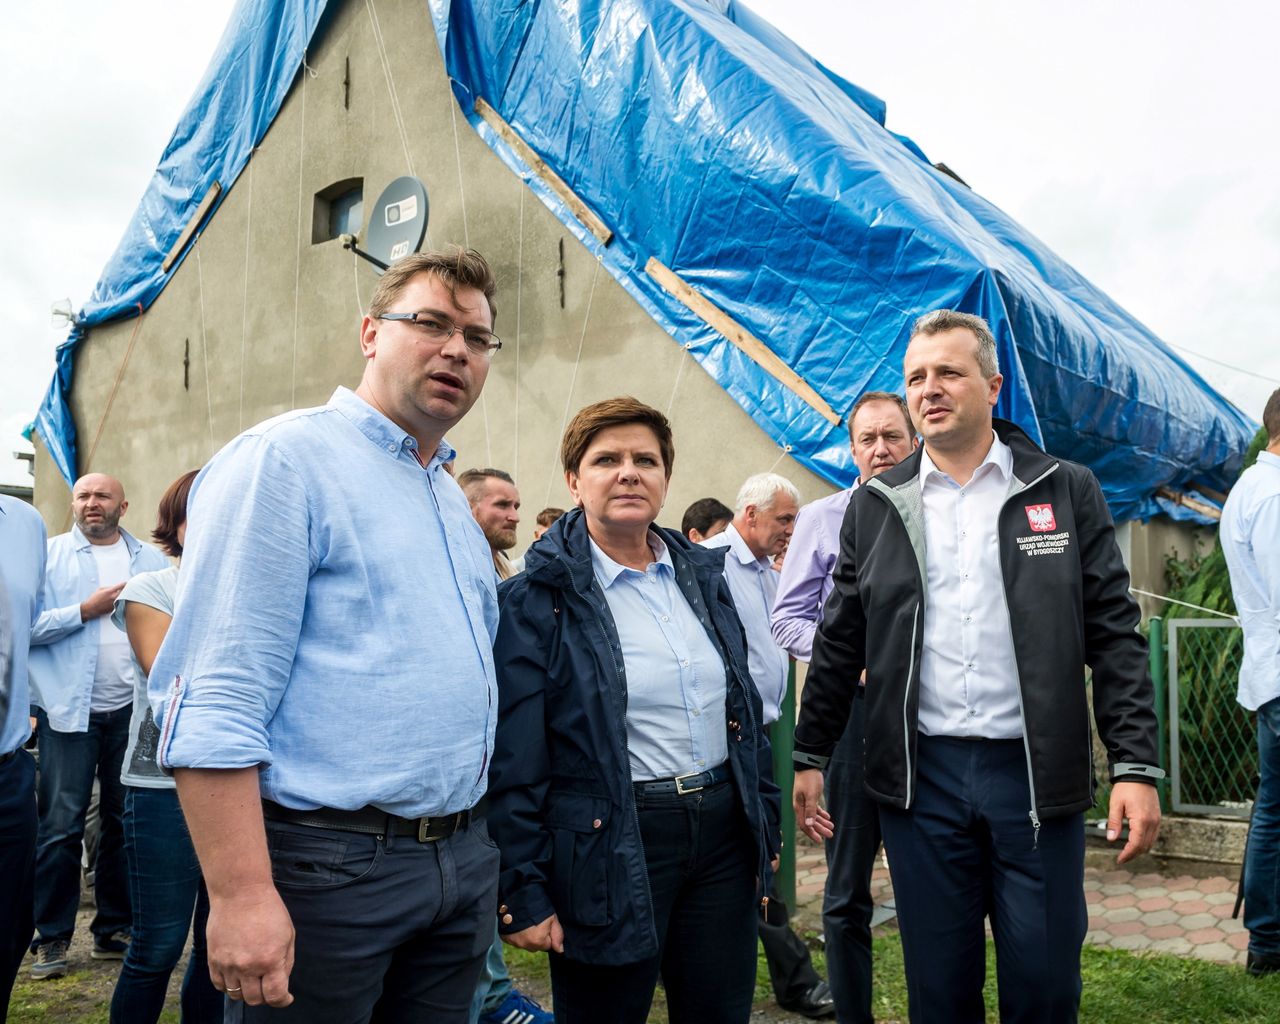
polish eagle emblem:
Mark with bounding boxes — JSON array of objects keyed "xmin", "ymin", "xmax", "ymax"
[{"xmin": 1025, "ymin": 504, "xmax": 1056, "ymax": 532}]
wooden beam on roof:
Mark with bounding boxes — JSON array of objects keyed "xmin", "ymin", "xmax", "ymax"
[
  {"xmin": 162, "ymin": 181, "xmax": 222, "ymax": 273},
  {"xmin": 1156, "ymin": 486, "xmax": 1222, "ymax": 521},
  {"xmin": 645, "ymin": 257, "xmax": 840, "ymax": 426},
  {"xmin": 474, "ymin": 98, "xmax": 613, "ymax": 247}
]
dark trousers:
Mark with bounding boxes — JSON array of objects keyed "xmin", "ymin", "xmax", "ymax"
[
  {"xmin": 0, "ymin": 750, "xmax": 37, "ymax": 1021},
  {"xmin": 109, "ymin": 786, "xmax": 222, "ymax": 1024},
  {"xmin": 878, "ymin": 736, "xmax": 1086, "ymax": 1024},
  {"xmin": 758, "ymin": 883, "xmax": 821, "ymax": 1006},
  {"xmin": 32, "ymin": 706, "xmax": 132, "ymax": 947},
  {"xmin": 233, "ymin": 816, "xmax": 499, "ymax": 1023},
  {"xmin": 549, "ymin": 780, "xmax": 758, "ymax": 1024},
  {"xmin": 822, "ymin": 694, "xmax": 880, "ymax": 1024}
]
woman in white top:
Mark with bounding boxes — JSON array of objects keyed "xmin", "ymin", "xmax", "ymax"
[{"xmin": 108, "ymin": 470, "xmax": 221, "ymax": 1024}]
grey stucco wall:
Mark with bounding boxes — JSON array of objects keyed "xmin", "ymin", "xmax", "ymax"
[{"xmin": 35, "ymin": 0, "xmax": 836, "ymax": 549}]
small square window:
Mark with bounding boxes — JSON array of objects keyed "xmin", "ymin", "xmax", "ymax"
[{"xmin": 312, "ymin": 178, "xmax": 364, "ymax": 244}]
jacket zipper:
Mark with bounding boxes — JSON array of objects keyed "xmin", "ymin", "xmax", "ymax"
[
  {"xmin": 903, "ymin": 602, "xmax": 920, "ymax": 809},
  {"xmin": 998, "ymin": 461, "xmax": 1059, "ymax": 849}
]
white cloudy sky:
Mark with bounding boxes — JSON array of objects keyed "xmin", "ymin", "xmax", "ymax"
[{"xmin": 3, "ymin": 0, "xmax": 1278, "ymax": 487}]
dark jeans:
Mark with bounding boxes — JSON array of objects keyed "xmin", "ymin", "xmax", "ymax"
[
  {"xmin": 231, "ymin": 815, "xmax": 499, "ymax": 1023},
  {"xmin": 32, "ymin": 706, "xmax": 131, "ymax": 947},
  {"xmin": 109, "ymin": 786, "xmax": 222, "ymax": 1024},
  {"xmin": 549, "ymin": 780, "xmax": 758, "ymax": 1024},
  {"xmin": 0, "ymin": 749, "xmax": 37, "ymax": 1020},
  {"xmin": 879, "ymin": 736, "xmax": 1086, "ymax": 1024},
  {"xmin": 1245, "ymin": 697, "xmax": 1280, "ymax": 957},
  {"xmin": 823, "ymin": 694, "xmax": 880, "ymax": 1024}
]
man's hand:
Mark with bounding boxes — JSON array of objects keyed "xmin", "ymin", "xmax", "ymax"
[
  {"xmin": 80, "ymin": 582, "xmax": 126, "ymax": 621},
  {"xmin": 502, "ymin": 914, "xmax": 564, "ymax": 953},
  {"xmin": 1107, "ymin": 781, "xmax": 1162, "ymax": 864},
  {"xmin": 794, "ymin": 769, "xmax": 835, "ymax": 843},
  {"xmin": 206, "ymin": 883, "xmax": 295, "ymax": 1007}
]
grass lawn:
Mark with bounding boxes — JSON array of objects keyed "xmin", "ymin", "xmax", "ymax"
[{"xmin": 11, "ymin": 932, "xmax": 1277, "ymax": 1023}]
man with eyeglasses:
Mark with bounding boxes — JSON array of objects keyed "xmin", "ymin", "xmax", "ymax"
[{"xmin": 150, "ymin": 247, "xmax": 505, "ymax": 1020}]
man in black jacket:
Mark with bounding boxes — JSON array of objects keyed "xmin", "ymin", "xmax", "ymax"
[{"xmin": 793, "ymin": 309, "xmax": 1163, "ymax": 1023}]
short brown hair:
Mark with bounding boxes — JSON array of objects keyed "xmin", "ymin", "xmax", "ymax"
[
  {"xmin": 560, "ymin": 397, "xmax": 675, "ymax": 479},
  {"xmin": 368, "ymin": 246, "xmax": 498, "ymax": 324},
  {"xmin": 152, "ymin": 469, "xmax": 199, "ymax": 558},
  {"xmin": 457, "ymin": 468, "xmax": 515, "ymax": 505},
  {"xmin": 1263, "ymin": 387, "xmax": 1280, "ymax": 444},
  {"xmin": 910, "ymin": 309, "xmax": 999, "ymax": 378},
  {"xmin": 849, "ymin": 391, "xmax": 912, "ymax": 439},
  {"xmin": 536, "ymin": 507, "xmax": 566, "ymax": 528}
]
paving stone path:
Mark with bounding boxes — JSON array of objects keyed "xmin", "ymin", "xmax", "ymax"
[{"xmin": 790, "ymin": 842, "xmax": 1248, "ymax": 965}]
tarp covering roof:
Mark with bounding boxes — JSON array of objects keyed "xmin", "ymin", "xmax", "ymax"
[{"xmin": 36, "ymin": 0, "xmax": 1257, "ymax": 522}]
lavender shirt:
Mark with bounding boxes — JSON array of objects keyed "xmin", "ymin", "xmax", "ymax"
[{"xmin": 770, "ymin": 484, "xmax": 857, "ymax": 662}]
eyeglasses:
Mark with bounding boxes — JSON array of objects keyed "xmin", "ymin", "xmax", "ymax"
[{"xmin": 377, "ymin": 312, "xmax": 502, "ymax": 356}]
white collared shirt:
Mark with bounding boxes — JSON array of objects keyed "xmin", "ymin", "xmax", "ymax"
[{"xmin": 918, "ymin": 433, "xmax": 1023, "ymax": 738}]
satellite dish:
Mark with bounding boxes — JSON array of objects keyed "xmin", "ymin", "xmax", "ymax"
[{"xmin": 365, "ymin": 176, "xmax": 429, "ymax": 268}]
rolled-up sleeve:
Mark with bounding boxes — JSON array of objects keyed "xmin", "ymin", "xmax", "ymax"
[{"xmin": 151, "ymin": 434, "xmax": 312, "ymax": 770}]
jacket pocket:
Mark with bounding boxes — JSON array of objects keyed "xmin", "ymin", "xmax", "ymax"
[{"xmin": 546, "ymin": 795, "xmax": 613, "ymax": 927}]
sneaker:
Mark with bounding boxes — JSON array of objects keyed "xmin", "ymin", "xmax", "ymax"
[
  {"xmin": 478, "ymin": 988, "xmax": 553, "ymax": 1024},
  {"xmin": 30, "ymin": 940, "xmax": 70, "ymax": 980},
  {"xmin": 90, "ymin": 931, "xmax": 130, "ymax": 961}
]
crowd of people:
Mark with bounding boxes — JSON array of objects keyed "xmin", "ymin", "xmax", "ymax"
[{"xmin": 0, "ymin": 243, "xmax": 1272, "ymax": 1024}]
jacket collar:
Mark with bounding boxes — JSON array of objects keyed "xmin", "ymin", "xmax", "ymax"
[
  {"xmin": 524, "ymin": 507, "xmax": 728, "ymax": 593},
  {"xmin": 875, "ymin": 417, "xmax": 1054, "ymax": 491},
  {"xmin": 70, "ymin": 523, "xmax": 144, "ymax": 556}
]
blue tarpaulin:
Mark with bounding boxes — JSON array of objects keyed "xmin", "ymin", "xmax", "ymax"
[{"xmin": 36, "ymin": 0, "xmax": 1257, "ymax": 522}]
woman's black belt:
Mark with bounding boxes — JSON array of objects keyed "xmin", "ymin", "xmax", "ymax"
[
  {"xmin": 634, "ymin": 762, "xmax": 732, "ymax": 796},
  {"xmin": 262, "ymin": 799, "xmax": 470, "ymax": 843}
]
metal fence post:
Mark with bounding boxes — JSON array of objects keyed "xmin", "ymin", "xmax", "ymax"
[
  {"xmin": 1148, "ymin": 615, "xmax": 1170, "ymax": 811},
  {"xmin": 772, "ymin": 659, "xmax": 798, "ymax": 909}
]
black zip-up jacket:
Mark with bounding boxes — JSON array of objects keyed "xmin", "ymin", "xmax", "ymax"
[
  {"xmin": 488, "ymin": 509, "xmax": 781, "ymax": 965},
  {"xmin": 794, "ymin": 420, "xmax": 1162, "ymax": 822}
]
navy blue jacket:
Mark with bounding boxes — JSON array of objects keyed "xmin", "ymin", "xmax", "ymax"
[{"xmin": 488, "ymin": 508, "xmax": 781, "ymax": 965}]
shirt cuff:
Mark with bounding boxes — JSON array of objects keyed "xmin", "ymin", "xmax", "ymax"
[{"xmin": 156, "ymin": 676, "xmax": 273, "ymax": 771}]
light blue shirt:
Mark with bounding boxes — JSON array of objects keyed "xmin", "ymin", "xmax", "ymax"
[
  {"xmin": 590, "ymin": 535, "xmax": 728, "ymax": 781},
  {"xmin": 29, "ymin": 524, "xmax": 168, "ymax": 733},
  {"xmin": 1221, "ymin": 450, "xmax": 1280, "ymax": 711},
  {"xmin": 1, "ymin": 497, "xmax": 47, "ymax": 755},
  {"xmin": 151, "ymin": 387, "xmax": 499, "ymax": 817},
  {"xmin": 702, "ymin": 524, "xmax": 788, "ymax": 724}
]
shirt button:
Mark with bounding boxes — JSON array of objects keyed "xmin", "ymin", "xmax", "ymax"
[
  {"xmin": 499, "ymin": 905, "xmax": 508, "ymax": 914},
  {"xmin": 681, "ymin": 659, "xmax": 690, "ymax": 667},
  {"xmin": 501, "ymin": 913, "xmax": 513, "ymax": 925},
  {"xmin": 386, "ymin": 443, "xmax": 397, "ymax": 452},
  {"xmin": 592, "ymin": 819, "xmax": 602, "ymax": 829},
  {"xmin": 661, "ymin": 615, "xmax": 669, "ymax": 622},
  {"xmin": 692, "ymin": 708, "xmax": 701, "ymax": 717},
  {"xmin": 697, "ymin": 758, "xmax": 705, "ymax": 766},
  {"xmin": 968, "ymin": 709, "xmax": 978, "ymax": 717}
]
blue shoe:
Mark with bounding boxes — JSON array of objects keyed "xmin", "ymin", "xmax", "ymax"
[{"xmin": 479, "ymin": 988, "xmax": 553, "ymax": 1024}]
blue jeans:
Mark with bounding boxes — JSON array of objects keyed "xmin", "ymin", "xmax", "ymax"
[
  {"xmin": 548, "ymin": 779, "xmax": 759, "ymax": 1024},
  {"xmin": 468, "ymin": 923, "xmax": 514, "ymax": 1021},
  {"xmin": 1245, "ymin": 697, "xmax": 1280, "ymax": 957},
  {"xmin": 32, "ymin": 706, "xmax": 131, "ymax": 947},
  {"xmin": 109, "ymin": 786, "xmax": 222, "ymax": 1024}
]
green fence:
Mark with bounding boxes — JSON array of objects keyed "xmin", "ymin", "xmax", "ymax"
[{"xmin": 1160, "ymin": 616, "xmax": 1256, "ymax": 818}]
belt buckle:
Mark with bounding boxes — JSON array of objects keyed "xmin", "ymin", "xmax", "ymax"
[
  {"xmin": 673, "ymin": 771, "xmax": 704, "ymax": 795},
  {"xmin": 417, "ymin": 817, "xmax": 433, "ymax": 843}
]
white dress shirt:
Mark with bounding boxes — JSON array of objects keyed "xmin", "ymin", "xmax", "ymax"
[
  {"xmin": 918, "ymin": 433, "xmax": 1023, "ymax": 739},
  {"xmin": 701, "ymin": 524, "xmax": 788, "ymax": 724},
  {"xmin": 1220, "ymin": 450, "xmax": 1280, "ymax": 711}
]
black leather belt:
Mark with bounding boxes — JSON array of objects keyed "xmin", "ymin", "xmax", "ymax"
[
  {"xmin": 262, "ymin": 799, "xmax": 470, "ymax": 843},
  {"xmin": 634, "ymin": 762, "xmax": 731, "ymax": 796}
]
